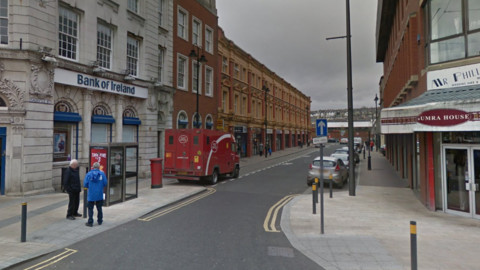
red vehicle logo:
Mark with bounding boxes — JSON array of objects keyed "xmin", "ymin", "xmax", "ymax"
[
  {"xmin": 211, "ymin": 141, "xmax": 218, "ymax": 153},
  {"xmin": 179, "ymin": 135, "xmax": 188, "ymax": 144}
]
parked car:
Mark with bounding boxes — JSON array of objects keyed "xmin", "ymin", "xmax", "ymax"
[
  {"xmin": 330, "ymin": 151, "xmax": 352, "ymax": 169},
  {"xmin": 339, "ymin": 138, "xmax": 348, "ymax": 144},
  {"xmin": 381, "ymin": 144, "xmax": 386, "ymax": 156},
  {"xmin": 339, "ymin": 147, "xmax": 360, "ymax": 164},
  {"xmin": 307, "ymin": 156, "xmax": 349, "ymax": 188},
  {"xmin": 328, "ymin": 138, "xmax": 339, "ymax": 143}
]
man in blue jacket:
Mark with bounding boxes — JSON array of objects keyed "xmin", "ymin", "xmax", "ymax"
[{"xmin": 84, "ymin": 162, "xmax": 108, "ymax": 227}]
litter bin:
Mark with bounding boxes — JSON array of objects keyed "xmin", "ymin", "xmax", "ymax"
[{"xmin": 150, "ymin": 158, "xmax": 163, "ymax": 188}]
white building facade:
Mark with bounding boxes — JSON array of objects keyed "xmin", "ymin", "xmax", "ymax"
[{"xmin": 0, "ymin": 0, "xmax": 174, "ymax": 196}]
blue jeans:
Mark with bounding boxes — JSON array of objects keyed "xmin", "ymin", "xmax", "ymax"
[{"xmin": 87, "ymin": 200, "xmax": 103, "ymax": 224}]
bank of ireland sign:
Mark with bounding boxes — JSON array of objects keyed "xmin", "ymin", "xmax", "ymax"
[{"xmin": 54, "ymin": 69, "xmax": 148, "ymax": 99}]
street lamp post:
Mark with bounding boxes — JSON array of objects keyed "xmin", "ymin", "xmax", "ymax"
[
  {"xmin": 374, "ymin": 94, "xmax": 379, "ymax": 152},
  {"xmin": 326, "ymin": 0, "xmax": 355, "ymax": 196},
  {"xmin": 189, "ymin": 46, "xmax": 207, "ymax": 128},
  {"xmin": 263, "ymin": 85, "xmax": 270, "ymax": 158},
  {"xmin": 368, "ymin": 113, "xmax": 373, "ymax": 170},
  {"xmin": 306, "ymin": 106, "xmax": 309, "ymax": 146}
]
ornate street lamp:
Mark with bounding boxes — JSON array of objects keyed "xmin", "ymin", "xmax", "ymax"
[
  {"xmin": 189, "ymin": 46, "xmax": 207, "ymax": 128},
  {"xmin": 263, "ymin": 85, "xmax": 270, "ymax": 158},
  {"xmin": 306, "ymin": 106, "xmax": 309, "ymax": 146},
  {"xmin": 374, "ymin": 94, "xmax": 379, "ymax": 152}
]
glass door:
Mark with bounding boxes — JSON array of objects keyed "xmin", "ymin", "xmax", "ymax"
[
  {"xmin": 108, "ymin": 147, "xmax": 124, "ymax": 205},
  {"xmin": 444, "ymin": 147, "xmax": 471, "ymax": 215}
]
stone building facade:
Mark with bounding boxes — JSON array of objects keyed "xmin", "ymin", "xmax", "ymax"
[
  {"xmin": 218, "ymin": 28, "xmax": 311, "ymax": 157},
  {"xmin": 0, "ymin": 0, "xmax": 174, "ymax": 196}
]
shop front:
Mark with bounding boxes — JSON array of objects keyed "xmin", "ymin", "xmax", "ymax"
[
  {"xmin": 234, "ymin": 126, "xmax": 247, "ymax": 157},
  {"xmin": 266, "ymin": 129, "xmax": 273, "ymax": 149},
  {"xmin": 276, "ymin": 130, "xmax": 282, "ymax": 151},
  {"xmin": 285, "ymin": 130, "xmax": 290, "ymax": 148},
  {"xmin": 252, "ymin": 128, "xmax": 262, "ymax": 156},
  {"xmin": 382, "ymin": 84, "xmax": 480, "ymax": 218}
]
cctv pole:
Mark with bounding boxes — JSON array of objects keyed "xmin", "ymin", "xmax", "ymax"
[{"xmin": 346, "ymin": 0, "xmax": 355, "ymax": 196}]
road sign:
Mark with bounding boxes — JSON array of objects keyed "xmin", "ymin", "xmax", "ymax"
[
  {"xmin": 316, "ymin": 119, "xmax": 328, "ymax": 137},
  {"xmin": 313, "ymin": 137, "xmax": 327, "ymax": 145}
]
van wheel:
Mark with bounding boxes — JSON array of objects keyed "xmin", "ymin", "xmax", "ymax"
[
  {"xmin": 209, "ymin": 169, "xmax": 219, "ymax": 185},
  {"xmin": 232, "ymin": 165, "xmax": 240, "ymax": 178}
]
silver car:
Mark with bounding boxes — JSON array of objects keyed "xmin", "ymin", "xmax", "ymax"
[
  {"xmin": 307, "ymin": 156, "xmax": 349, "ymax": 188},
  {"xmin": 339, "ymin": 147, "xmax": 360, "ymax": 164}
]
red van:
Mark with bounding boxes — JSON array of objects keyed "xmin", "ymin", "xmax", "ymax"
[{"xmin": 163, "ymin": 129, "xmax": 240, "ymax": 184}]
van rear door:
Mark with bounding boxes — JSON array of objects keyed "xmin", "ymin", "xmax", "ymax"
[{"xmin": 175, "ymin": 132, "xmax": 191, "ymax": 171}]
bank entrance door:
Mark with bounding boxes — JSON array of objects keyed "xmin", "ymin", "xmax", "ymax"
[{"xmin": 443, "ymin": 146, "xmax": 480, "ymax": 219}]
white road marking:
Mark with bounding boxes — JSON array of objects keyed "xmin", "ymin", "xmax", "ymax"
[
  {"xmin": 229, "ymin": 179, "xmax": 235, "ymax": 182},
  {"xmin": 212, "ymin": 185, "xmax": 217, "ymax": 187}
]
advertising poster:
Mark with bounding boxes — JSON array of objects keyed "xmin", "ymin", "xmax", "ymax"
[
  {"xmin": 90, "ymin": 147, "xmax": 108, "ymax": 174},
  {"xmin": 54, "ymin": 133, "xmax": 66, "ymax": 153}
]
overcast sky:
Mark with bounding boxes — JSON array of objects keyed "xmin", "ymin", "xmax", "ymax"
[{"xmin": 216, "ymin": 0, "xmax": 383, "ymax": 111}]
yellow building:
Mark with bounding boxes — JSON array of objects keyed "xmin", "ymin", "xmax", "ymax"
[{"xmin": 217, "ymin": 28, "xmax": 311, "ymax": 157}]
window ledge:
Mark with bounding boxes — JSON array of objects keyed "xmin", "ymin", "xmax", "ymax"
[
  {"xmin": 98, "ymin": 0, "xmax": 119, "ymax": 13},
  {"xmin": 127, "ymin": 9, "xmax": 145, "ymax": 26},
  {"xmin": 158, "ymin": 25, "xmax": 169, "ymax": 34}
]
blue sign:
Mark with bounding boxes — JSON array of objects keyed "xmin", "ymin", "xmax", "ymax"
[{"xmin": 316, "ymin": 119, "xmax": 328, "ymax": 137}]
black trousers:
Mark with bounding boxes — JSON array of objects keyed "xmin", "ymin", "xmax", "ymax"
[{"xmin": 67, "ymin": 192, "xmax": 80, "ymax": 217}]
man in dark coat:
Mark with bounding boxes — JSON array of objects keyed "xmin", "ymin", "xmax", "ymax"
[{"xmin": 63, "ymin": 159, "xmax": 82, "ymax": 220}]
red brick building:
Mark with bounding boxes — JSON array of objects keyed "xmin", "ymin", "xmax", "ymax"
[
  {"xmin": 172, "ymin": 0, "xmax": 218, "ymax": 130},
  {"xmin": 377, "ymin": 0, "xmax": 480, "ymax": 219}
]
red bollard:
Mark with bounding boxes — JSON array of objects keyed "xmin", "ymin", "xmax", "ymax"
[{"xmin": 150, "ymin": 158, "xmax": 163, "ymax": 188}]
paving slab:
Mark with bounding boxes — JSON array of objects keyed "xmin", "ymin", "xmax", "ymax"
[{"xmin": 282, "ymin": 152, "xmax": 480, "ymax": 270}]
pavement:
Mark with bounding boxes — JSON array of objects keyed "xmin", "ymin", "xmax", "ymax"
[
  {"xmin": 0, "ymin": 145, "xmax": 314, "ymax": 270},
  {"xmin": 282, "ymin": 150, "xmax": 480, "ymax": 270}
]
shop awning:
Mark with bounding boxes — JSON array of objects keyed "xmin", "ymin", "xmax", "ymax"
[
  {"xmin": 54, "ymin": 112, "xmax": 82, "ymax": 123},
  {"xmin": 92, "ymin": 115, "xmax": 115, "ymax": 124},
  {"xmin": 206, "ymin": 122, "xmax": 213, "ymax": 127},
  {"xmin": 123, "ymin": 117, "xmax": 141, "ymax": 125},
  {"xmin": 381, "ymin": 86, "xmax": 480, "ymax": 134}
]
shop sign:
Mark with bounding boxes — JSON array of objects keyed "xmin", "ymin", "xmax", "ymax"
[
  {"xmin": 234, "ymin": 126, "xmax": 247, "ymax": 133},
  {"xmin": 90, "ymin": 147, "xmax": 108, "ymax": 174},
  {"xmin": 276, "ymin": 130, "xmax": 282, "ymax": 134},
  {"xmin": 54, "ymin": 69, "xmax": 148, "ymax": 99},
  {"xmin": 216, "ymin": 119, "xmax": 224, "ymax": 130},
  {"xmin": 30, "ymin": 98, "xmax": 53, "ymax": 104},
  {"xmin": 417, "ymin": 109, "xmax": 470, "ymax": 126},
  {"xmin": 284, "ymin": 130, "xmax": 290, "ymax": 134},
  {"xmin": 267, "ymin": 129, "xmax": 273, "ymax": 134},
  {"xmin": 427, "ymin": 62, "xmax": 480, "ymax": 90}
]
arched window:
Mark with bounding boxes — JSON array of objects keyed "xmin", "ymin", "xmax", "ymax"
[
  {"xmin": 205, "ymin": 115, "xmax": 213, "ymax": 130},
  {"xmin": 54, "ymin": 101, "xmax": 73, "ymax": 112},
  {"xmin": 122, "ymin": 108, "xmax": 141, "ymax": 142},
  {"xmin": 177, "ymin": 111, "xmax": 188, "ymax": 129},
  {"xmin": 192, "ymin": 113, "xmax": 202, "ymax": 129},
  {"xmin": 53, "ymin": 100, "xmax": 81, "ymax": 163},
  {"xmin": 91, "ymin": 104, "xmax": 114, "ymax": 143}
]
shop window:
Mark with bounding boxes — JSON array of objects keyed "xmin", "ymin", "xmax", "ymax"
[
  {"xmin": 205, "ymin": 115, "xmax": 213, "ymax": 130},
  {"xmin": 122, "ymin": 125, "xmax": 135, "ymax": 142},
  {"xmin": 53, "ymin": 123, "xmax": 72, "ymax": 162},
  {"xmin": 91, "ymin": 124, "xmax": 107, "ymax": 143}
]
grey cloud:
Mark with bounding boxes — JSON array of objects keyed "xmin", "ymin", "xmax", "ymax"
[{"xmin": 217, "ymin": 0, "xmax": 383, "ymax": 110}]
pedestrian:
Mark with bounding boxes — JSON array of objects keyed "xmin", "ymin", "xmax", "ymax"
[
  {"xmin": 63, "ymin": 159, "xmax": 82, "ymax": 220},
  {"xmin": 84, "ymin": 162, "xmax": 108, "ymax": 227},
  {"xmin": 259, "ymin": 142, "xmax": 264, "ymax": 156},
  {"xmin": 266, "ymin": 143, "xmax": 270, "ymax": 157},
  {"xmin": 370, "ymin": 140, "xmax": 374, "ymax": 151},
  {"xmin": 268, "ymin": 144, "xmax": 272, "ymax": 156}
]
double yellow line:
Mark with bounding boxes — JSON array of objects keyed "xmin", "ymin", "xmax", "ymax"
[
  {"xmin": 24, "ymin": 248, "xmax": 77, "ymax": 270},
  {"xmin": 264, "ymin": 195, "xmax": 298, "ymax": 232},
  {"xmin": 138, "ymin": 188, "xmax": 216, "ymax": 222}
]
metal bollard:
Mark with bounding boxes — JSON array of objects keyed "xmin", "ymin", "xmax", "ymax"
[
  {"xmin": 21, "ymin": 202, "xmax": 27, "ymax": 242},
  {"xmin": 410, "ymin": 221, "xmax": 417, "ymax": 270},
  {"xmin": 329, "ymin": 175, "xmax": 333, "ymax": 198},
  {"xmin": 312, "ymin": 183, "xmax": 317, "ymax": 214},
  {"xmin": 363, "ymin": 148, "xmax": 365, "ymax": 159},
  {"xmin": 83, "ymin": 188, "xmax": 88, "ymax": 218},
  {"xmin": 314, "ymin": 178, "xmax": 319, "ymax": 204}
]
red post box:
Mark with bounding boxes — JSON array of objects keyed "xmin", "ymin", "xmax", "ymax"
[{"xmin": 150, "ymin": 158, "xmax": 163, "ymax": 188}]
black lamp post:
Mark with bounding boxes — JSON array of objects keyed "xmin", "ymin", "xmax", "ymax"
[
  {"xmin": 306, "ymin": 106, "xmax": 309, "ymax": 146},
  {"xmin": 263, "ymin": 85, "xmax": 269, "ymax": 158},
  {"xmin": 189, "ymin": 46, "xmax": 207, "ymax": 128},
  {"xmin": 374, "ymin": 94, "xmax": 379, "ymax": 152},
  {"xmin": 368, "ymin": 113, "xmax": 373, "ymax": 170}
]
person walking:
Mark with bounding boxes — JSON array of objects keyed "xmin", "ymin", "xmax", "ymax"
[
  {"xmin": 370, "ymin": 140, "xmax": 374, "ymax": 151},
  {"xmin": 267, "ymin": 144, "xmax": 272, "ymax": 156},
  {"xmin": 84, "ymin": 162, "xmax": 108, "ymax": 227},
  {"xmin": 63, "ymin": 159, "xmax": 81, "ymax": 220},
  {"xmin": 259, "ymin": 142, "xmax": 264, "ymax": 156}
]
